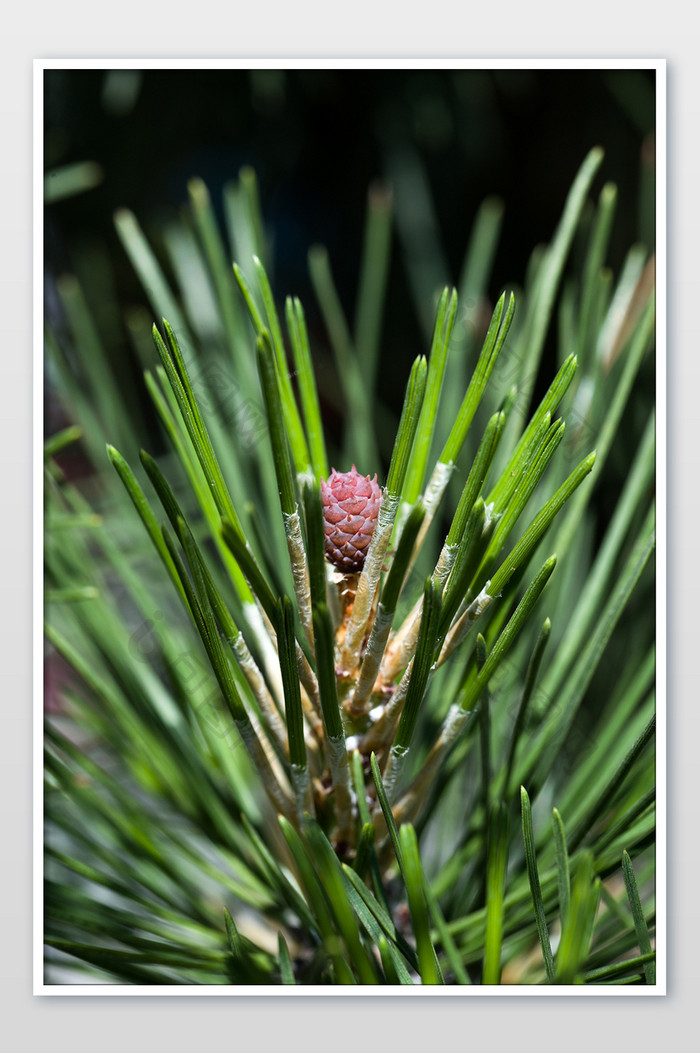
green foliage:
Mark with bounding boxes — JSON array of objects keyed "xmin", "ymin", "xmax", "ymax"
[{"xmin": 44, "ymin": 149, "xmax": 655, "ymax": 986}]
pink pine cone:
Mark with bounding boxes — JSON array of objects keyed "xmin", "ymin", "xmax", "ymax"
[{"xmin": 320, "ymin": 466, "xmax": 382, "ymax": 573}]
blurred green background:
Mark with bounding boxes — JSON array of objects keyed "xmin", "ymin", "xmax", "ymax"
[{"xmin": 44, "ymin": 66, "xmax": 655, "ymax": 423}]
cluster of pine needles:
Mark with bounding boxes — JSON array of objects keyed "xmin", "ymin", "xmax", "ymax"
[{"xmin": 44, "ymin": 146, "xmax": 656, "ymax": 986}]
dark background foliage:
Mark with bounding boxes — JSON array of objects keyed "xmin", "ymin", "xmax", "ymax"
[{"xmin": 44, "ymin": 66, "xmax": 655, "ymax": 368}]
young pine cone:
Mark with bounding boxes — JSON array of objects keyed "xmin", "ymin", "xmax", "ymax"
[{"xmin": 321, "ymin": 466, "xmax": 382, "ymax": 573}]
